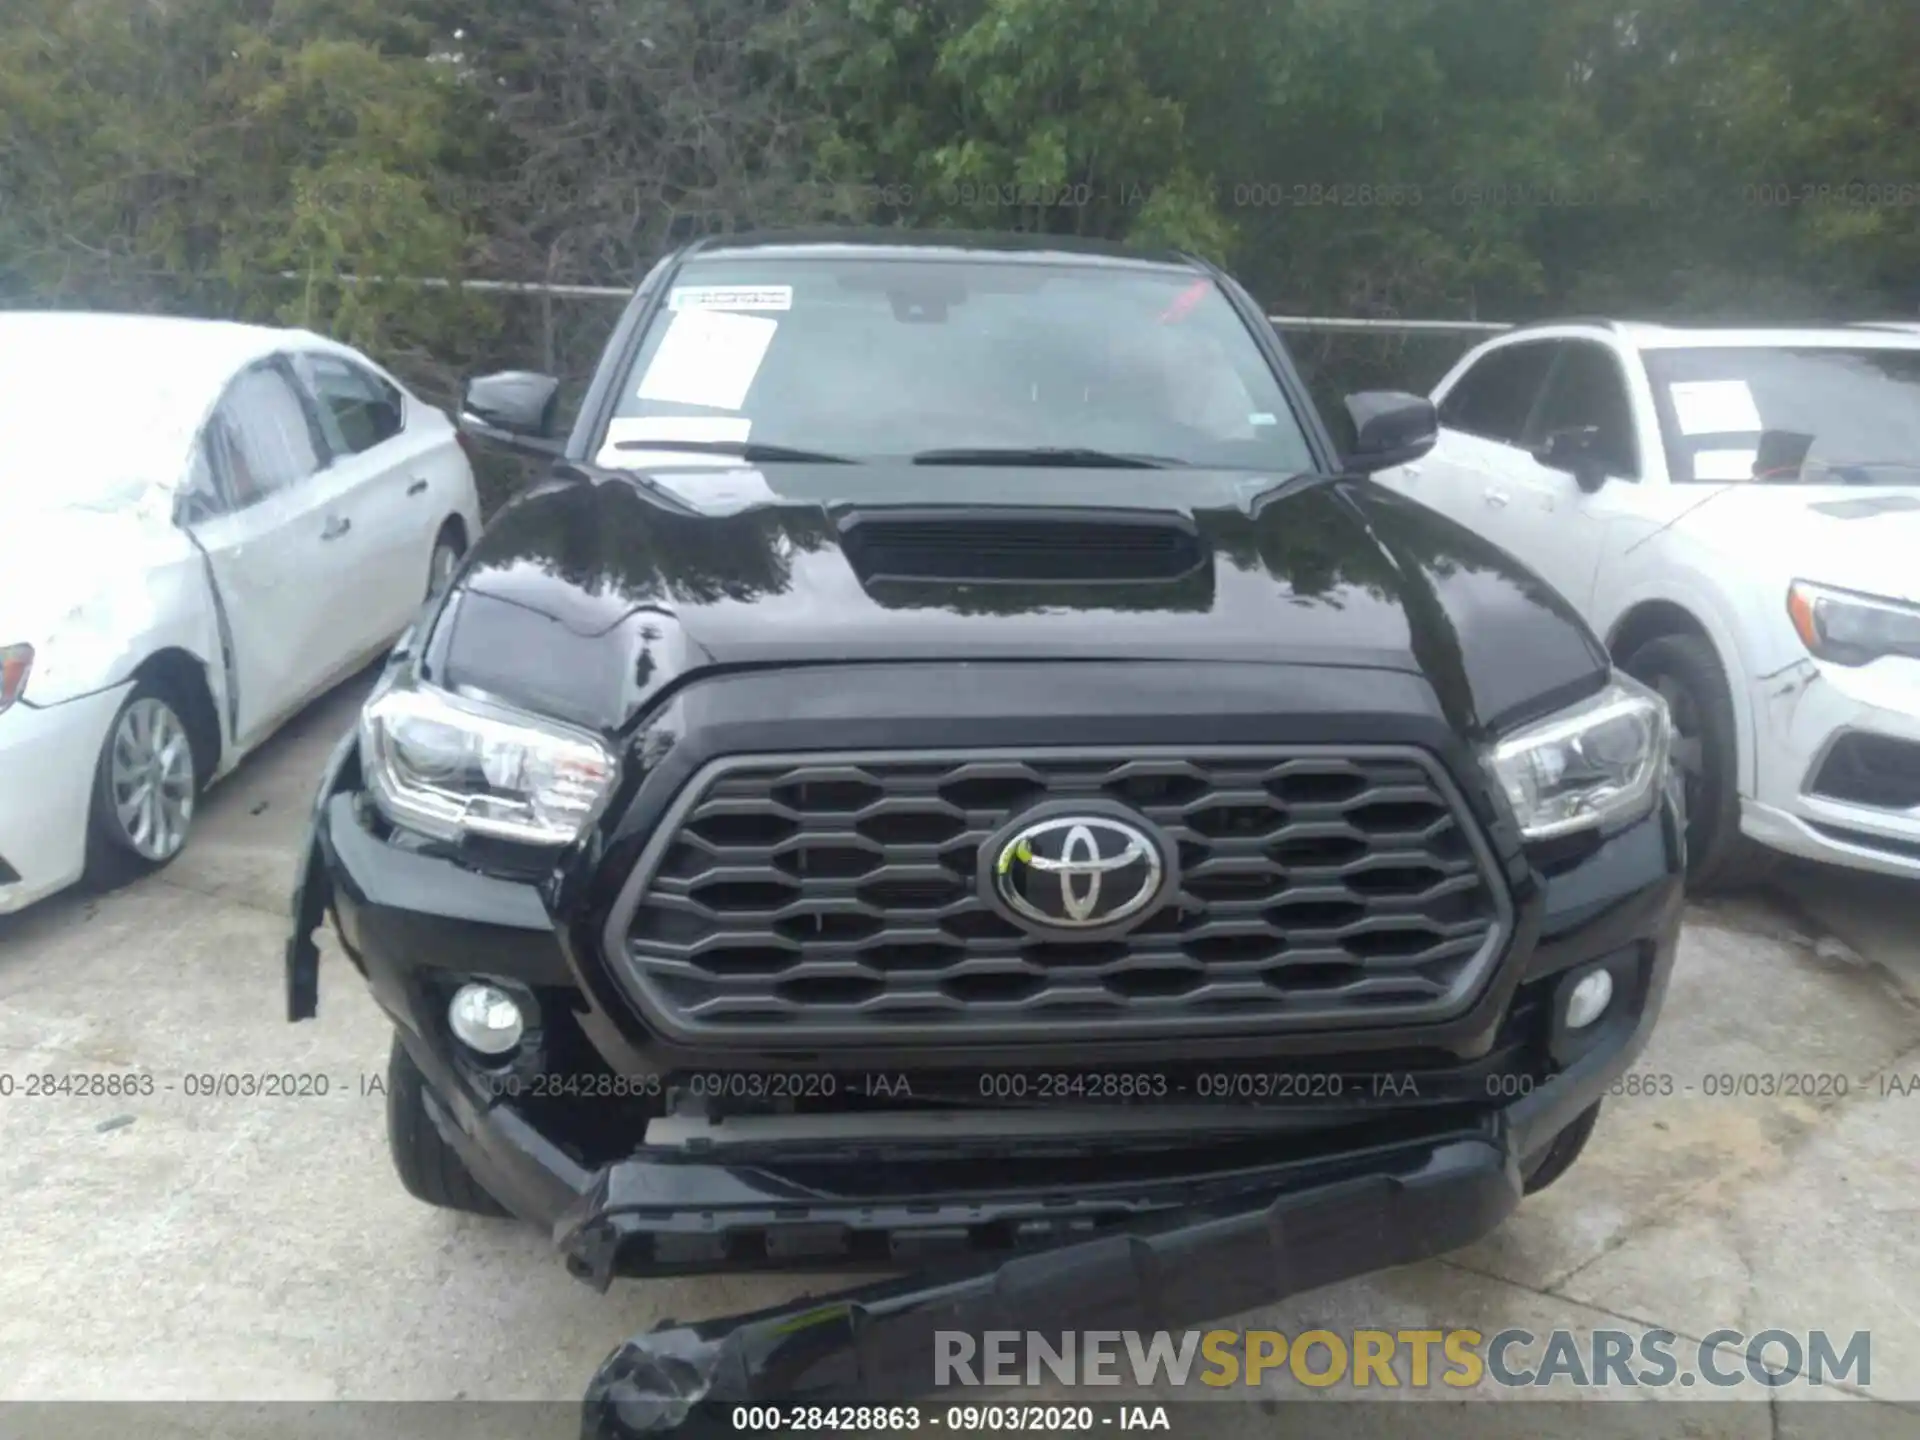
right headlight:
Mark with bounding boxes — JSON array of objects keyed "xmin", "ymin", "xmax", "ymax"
[
  {"xmin": 360, "ymin": 679, "xmax": 619, "ymax": 846},
  {"xmin": 1787, "ymin": 580, "xmax": 1920, "ymax": 666},
  {"xmin": 1483, "ymin": 674, "xmax": 1673, "ymax": 841}
]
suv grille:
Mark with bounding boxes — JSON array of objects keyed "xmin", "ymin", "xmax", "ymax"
[{"xmin": 610, "ymin": 747, "xmax": 1509, "ymax": 1046}]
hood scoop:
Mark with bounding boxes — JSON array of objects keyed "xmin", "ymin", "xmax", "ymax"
[{"xmin": 837, "ymin": 507, "xmax": 1207, "ymax": 585}]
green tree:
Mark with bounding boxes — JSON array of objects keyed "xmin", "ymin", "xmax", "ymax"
[{"xmin": 793, "ymin": 0, "xmax": 1235, "ymax": 253}]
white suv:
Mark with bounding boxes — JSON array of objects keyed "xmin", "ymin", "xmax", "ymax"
[{"xmin": 1375, "ymin": 320, "xmax": 1920, "ymax": 889}]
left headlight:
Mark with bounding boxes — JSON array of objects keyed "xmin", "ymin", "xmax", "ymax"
[
  {"xmin": 1788, "ymin": 580, "xmax": 1920, "ymax": 666},
  {"xmin": 1484, "ymin": 674, "xmax": 1673, "ymax": 841},
  {"xmin": 360, "ymin": 680, "xmax": 618, "ymax": 846}
]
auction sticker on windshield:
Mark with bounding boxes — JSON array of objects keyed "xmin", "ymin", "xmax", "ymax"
[
  {"xmin": 1691, "ymin": 448, "xmax": 1757, "ymax": 481},
  {"xmin": 668, "ymin": 285, "xmax": 794, "ymax": 312},
  {"xmin": 638, "ymin": 308, "xmax": 778, "ymax": 410},
  {"xmin": 1670, "ymin": 380, "xmax": 1763, "ymax": 436}
]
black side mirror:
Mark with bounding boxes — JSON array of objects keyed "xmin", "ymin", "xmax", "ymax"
[
  {"xmin": 460, "ymin": 371, "xmax": 563, "ymax": 457},
  {"xmin": 1532, "ymin": 425, "xmax": 1608, "ymax": 491},
  {"xmin": 1342, "ymin": 391, "xmax": 1439, "ymax": 472}
]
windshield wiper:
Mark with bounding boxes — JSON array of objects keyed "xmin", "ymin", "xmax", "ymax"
[
  {"xmin": 610, "ymin": 439, "xmax": 856, "ymax": 464},
  {"xmin": 910, "ymin": 446, "xmax": 1185, "ymax": 469}
]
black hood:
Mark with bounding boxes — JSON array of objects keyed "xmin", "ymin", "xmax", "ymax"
[{"xmin": 428, "ymin": 463, "xmax": 1607, "ymax": 740}]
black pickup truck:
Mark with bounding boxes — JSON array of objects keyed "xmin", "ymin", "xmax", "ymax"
[{"xmin": 286, "ymin": 231, "xmax": 1684, "ymax": 1426}]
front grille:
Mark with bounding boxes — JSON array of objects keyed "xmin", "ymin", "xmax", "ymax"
[
  {"xmin": 1809, "ymin": 732, "xmax": 1920, "ymax": 811},
  {"xmin": 610, "ymin": 747, "xmax": 1509, "ymax": 1046}
]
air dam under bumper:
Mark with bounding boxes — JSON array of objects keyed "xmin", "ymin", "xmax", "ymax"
[{"xmin": 581, "ymin": 1132, "xmax": 1513, "ymax": 1437}]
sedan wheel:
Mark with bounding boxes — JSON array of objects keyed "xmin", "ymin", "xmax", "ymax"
[
  {"xmin": 105, "ymin": 696, "xmax": 196, "ymax": 861},
  {"xmin": 428, "ymin": 534, "xmax": 462, "ymax": 600}
]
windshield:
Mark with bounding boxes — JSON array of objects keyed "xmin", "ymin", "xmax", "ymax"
[
  {"xmin": 1644, "ymin": 345, "xmax": 1920, "ymax": 484},
  {"xmin": 0, "ymin": 348, "xmax": 197, "ymax": 512},
  {"xmin": 602, "ymin": 255, "xmax": 1317, "ymax": 472}
]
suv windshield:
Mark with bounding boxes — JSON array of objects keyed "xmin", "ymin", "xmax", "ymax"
[
  {"xmin": 601, "ymin": 255, "xmax": 1316, "ymax": 473},
  {"xmin": 1644, "ymin": 345, "xmax": 1920, "ymax": 484}
]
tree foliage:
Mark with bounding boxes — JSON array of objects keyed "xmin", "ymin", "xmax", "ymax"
[{"xmin": 3, "ymin": 0, "xmax": 1915, "ymax": 415}]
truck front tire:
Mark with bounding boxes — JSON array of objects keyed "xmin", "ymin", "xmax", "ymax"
[{"xmin": 386, "ymin": 1035, "xmax": 508, "ymax": 1217}]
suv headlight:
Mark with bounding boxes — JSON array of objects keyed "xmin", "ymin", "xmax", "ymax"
[
  {"xmin": 1484, "ymin": 675, "xmax": 1672, "ymax": 841},
  {"xmin": 360, "ymin": 681, "xmax": 618, "ymax": 846},
  {"xmin": 1788, "ymin": 580, "xmax": 1920, "ymax": 666}
]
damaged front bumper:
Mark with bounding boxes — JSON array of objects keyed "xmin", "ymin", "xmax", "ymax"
[
  {"xmin": 580, "ymin": 1130, "xmax": 1512, "ymax": 1436},
  {"xmin": 286, "ymin": 727, "xmax": 1684, "ymax": 1433}
]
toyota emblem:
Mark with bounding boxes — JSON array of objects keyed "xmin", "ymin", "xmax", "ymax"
[{"xmin": 986, "ymin": 811, "xmax": 1169, "ymax": 933}]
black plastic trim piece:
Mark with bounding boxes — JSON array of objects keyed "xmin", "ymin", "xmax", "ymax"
[
  {"xmin": 836, "ymin": 506, "xmax": 1207, "ymax": 586},
  {"xmin": 1804, "ymin": 820, "xmax": 1920, "ymax": 863},
  {"xmin": 578, "ymin": 1131, "xmax": 1518, "ymax": 1430},
  {"xmin": 1807, "ymin": 730, "xmax": 1920, "ymax": 811}
]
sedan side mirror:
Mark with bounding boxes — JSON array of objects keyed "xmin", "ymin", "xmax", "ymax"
[
  {"xmin": 1532, "ymin": 425, "xmax": 1608, "ymax": 491},
  {"xmin": 460, "ymin": 371, "xmax": 563, "ymax": 457},
  {"xmin": 1343, "ymin": 391, "xmax": 1439, "ymax": 473}
]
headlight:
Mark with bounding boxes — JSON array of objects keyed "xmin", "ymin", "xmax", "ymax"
[
  {"xmin": 1788, "ymin": 580, "xmax": 1920, "ymax": 666},
  {"xmin": 1484, "ymin": 675, "xmax": 1672, "ymax": 841},
  {"xmin": 0, "ymin": 644, "xmax": 31, "ymax": 715},
  {"xmin": 360, "ymin": 681, "xmax": 618, "ymax": 846}
]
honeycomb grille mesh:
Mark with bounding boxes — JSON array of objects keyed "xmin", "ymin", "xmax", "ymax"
[{"xmin": 616, "ymin": 748, "xmax": 1506, "ymax": 1043}]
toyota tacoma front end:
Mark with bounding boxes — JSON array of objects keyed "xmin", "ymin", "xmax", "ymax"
[{"xmin": 285, "ymin": 232, "xmax": 1685, "ymax": 1417}]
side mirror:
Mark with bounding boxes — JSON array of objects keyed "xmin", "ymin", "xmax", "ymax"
[
  {"xmin": 1343, "ymin": 391, "xmax": 1438, "ymax": 472},
  {"xmin": 460, "ymin": 371, "xmax": 563, "ymax": 457},
  {"xmin": 1532, "ymin": 425, "xmax": 1608, "ymax": 491}
]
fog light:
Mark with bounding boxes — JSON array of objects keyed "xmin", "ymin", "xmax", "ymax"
[
  {"xmin": 1564, "ymin": 968, "xmax": 1614, "ymax": 1031},
  {"xmin": 448, "ymin": 983, "xmax": 525, "ymax": 1056}
]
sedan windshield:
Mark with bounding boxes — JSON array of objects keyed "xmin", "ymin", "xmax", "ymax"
[
  {"xmin": 1644, "ymin": 345, "xmax": 1920, "ymax": 484},
  {"xmin": 601, "ymin": 254, "xmax": 1316, "ymax": 473},
  {"xmin": 0, "ymin": 354, "xmax": 195, "ymax": 512}
]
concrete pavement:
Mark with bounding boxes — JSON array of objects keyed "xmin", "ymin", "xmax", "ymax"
[{"xmin": 2, "ymin": 670, "xmax": 1916, "ymax": 1419}]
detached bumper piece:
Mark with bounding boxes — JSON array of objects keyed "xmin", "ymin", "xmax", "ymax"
[{"xmin": 579, "ymin": 1133, "xmax": 1518, "ymax": 1438}]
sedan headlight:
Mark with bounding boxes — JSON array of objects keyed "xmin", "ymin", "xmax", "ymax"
[
  {"xmin": 1484, "ymin": 675, "xmax": 1672, "ymax": 840},
  {"xmin": 1788, "ymin": 580, "xmax": 1920, "ymax": 666},
  {"xmin": 360, "ymin": 681, "xmax": 618, "ymax": 846}
]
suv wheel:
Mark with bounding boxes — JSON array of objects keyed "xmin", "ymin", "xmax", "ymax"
[
  {"xmin": 1619, "ymin": 632, "xmax": 1778, "ymax": 892},
  {"xmin": 386, "ymin": 1036, "xmax": 508, "ymax": 1217},
  {"xmin": 1523, "ymin": 1101, "xmax": 1601, "ymax": 1194}
]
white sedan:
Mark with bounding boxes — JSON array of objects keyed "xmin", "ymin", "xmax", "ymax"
[
  {"xmin": 0, "ymin": 312, "xmax": 481, "ymax": 913},
  {"xmin": 1375, "ymin": 320, "xmax": 1920, "ymax": 889}
]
